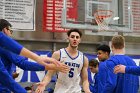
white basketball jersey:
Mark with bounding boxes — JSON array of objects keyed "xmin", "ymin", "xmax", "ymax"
[{"xmin": 54, "ymin": 48, "xmax": 84, "ymax": 93}]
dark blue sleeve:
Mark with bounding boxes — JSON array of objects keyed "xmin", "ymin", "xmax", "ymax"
[
  {"xmin": 92, "ymin": 74, "xmax": 98, "ymax": 93},
  {"xmin": 102, "ymin": 61, "xmax": 117, "ymax": 93},
  {"xmin": 0, "ymin": 59, "xmax": 27, "ymax": 93},
  {"xmin": 97, "ymin": 62, "xmax": 107, "ymax": 93},
  {"xmin": 0, "ymin": 32, "xmax": 23, "ymax": 54},
  {"xmin": 0, "ymin": 48, "xmax": 45, "ymax": 71},
  {"xmin": 10, "ymin": 52, "xmax": 45, "ymax": 71},
  {"xmin": 126, "ymin": 66, "xmax": 140, "ymax": 75}
]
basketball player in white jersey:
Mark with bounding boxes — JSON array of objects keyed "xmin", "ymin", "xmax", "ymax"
[{"xmin": 35, "ymin": 29, "xmax": 91, "ymax": 93}]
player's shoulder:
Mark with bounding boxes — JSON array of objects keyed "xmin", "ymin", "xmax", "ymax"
[
  {"xmin": 52, "ymin": 48, "xmax": 67, "ymax": 57},
  {"xmin": 82, "ymin": 55, "xmax": 88, "ymax": 63},
  {"xmin": 78, "ymin": 50, "xmax": 83, "ymax": 54},
  {"xmin": 53, "ymin": 50, "xmax": 60, "ymax": 56},
  {"xmin": 52, "ymin": 50, "xmax": 61, "ymax": 60},
  {"xmin": 124, "ymin": 55, "xmax": 134, "ymax": 60},
  {"xmin": 104, "ymin": 56, "xmax": 118, "ymax": 67},
  {"xmin": 100, "ymin": 61, "xmax": 106, "ymax": 66},
  {"xmin": 84, "ymin": 55, "xmax": 88, "ymax": 59}
]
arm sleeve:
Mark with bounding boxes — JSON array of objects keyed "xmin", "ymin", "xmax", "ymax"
[
  {"xmin": 126, "ymin": 66, "xmax": 140, "ymax": 75},
  {"xmin": 0, "ymin": 47, "xmax": 45, "ymax": 71},
  {"xmin": 11, "ymin": 53, "xmax": 45, "ymax": 71},
  {"xmin": 0, "ymin": 59, "xmax": 27, "ymax": 93},
  {"xmin": 0, "ymin": 32, "xmax": 23, "ymax": 54},
  {"xmin": 102, "ymin": 61, "xmax": 117, "ymax": 93}
]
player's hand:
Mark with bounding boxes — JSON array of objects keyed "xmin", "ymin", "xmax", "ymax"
[
  {"xmin": 55, "ymin": 63, "xmax": 70, "ymax": 73},
  {"xmin": 44, "ymin": 62, "xmax": 69, "ymax": 72},
  {"xmin": 37, "ymin": 56, "xmax": 61, "ymax": 67},
  {"xmin": 114, "ymin": 64, "xmax": 126, "ymax": 74},
  {"xmin": 35, "ymin": 82, "xmax": 46, "ymax": 93},
  {"xmin": 84, "ymin": 89, "xmax": 92, "ymax": 93}
]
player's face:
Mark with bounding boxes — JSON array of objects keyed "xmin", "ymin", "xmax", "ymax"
[
  {"xmin": 68, "ymin": 32, "xmax": 81, "ymax": 48},
  {"xmin": 89, "ymin": 66, "xmax": 98, "ymax": 73},
  {"xmin": 3, "ymin": 26, "xmax": 13, "ymax": 37},
  {"xmin": 97, "ymin": 50, "xmax": 109, "ymax": 62}
]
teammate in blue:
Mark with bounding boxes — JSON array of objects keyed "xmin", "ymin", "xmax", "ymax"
[
  {"xmin": 0, "ymin": 19, "xmax": 69, "ymax": 93},
  {"xmin": 89, "ymin": 44, "xmax": 110, "ymax": 93},
  {"xmin": 88, "ymin": 59, "xmax": 99, "ymax": 93},
  {"xmin": 98, "ymin": 35, "xmax": 139, "ymax": 93},
  {"xmin": 0, "ymin": 19, "xmax": 61, "ymax": 67},
  {"xmin": 35, "ymin": 29, "xmax": 91, "ymax": 93},
  {"xmin": 0, "ymin": 47, "xmax": 46, "ymax": 93}
]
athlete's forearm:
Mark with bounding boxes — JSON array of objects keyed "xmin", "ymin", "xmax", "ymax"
[
  {"xmin": 16, "ymin": 60, "xmax": 45, "ymax": 71},
  {"xmin": 44, "ymin": 64, "xmax": 56, "ymax": 70},
  {"xmin": 82, "ymin": 57, "xmax": 91, "ymax": 92},
  {"xmin": 20, "ymin": 48, "xmax": 40, "ymax": 61},
  {"xmin": 41, "ymin": 71, "xmax": 54, "ymax": 86},
  {"xmin": 126, "ymin": 66, "xmax": 140, "ymax": 75},
  {"xmin": 42, "ymin": 76, "xmax": 51, "ymax": 86},
  {"xmin": 83, "ymin": 80, "xmax": 90, "ymax": 92}
]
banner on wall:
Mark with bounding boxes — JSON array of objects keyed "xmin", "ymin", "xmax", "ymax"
[
  {"xmin": 0, "ymin": 0, "xmax": 36, "ymax": 31},
  {"xmin": 43, "ymin": 0, "xmax": 78, "ymax": 32}
]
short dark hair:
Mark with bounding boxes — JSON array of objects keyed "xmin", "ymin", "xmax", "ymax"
[
  {"xmin": 97, "ymin": 44, "xmax": 111, "ymax": 55},
  {"xmin": 0, "ymin": 19, "xmax": 12, "ymax": 31},
  {"xmin": 67, "ymin": 29, "xmax": 82, "ymax": 37},
  {"xmin": 89, "ymin": 59, "xmax": 99, "ymax": 68}
]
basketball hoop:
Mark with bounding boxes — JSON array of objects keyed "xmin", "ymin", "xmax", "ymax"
[{"xmin": 94, "ymin": 10, "xmax": 113, "ymax": 31}]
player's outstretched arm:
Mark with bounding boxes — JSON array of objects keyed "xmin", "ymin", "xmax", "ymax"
[
  {"xmin": 35, "ymin": 50, "xmax": 64, "ymax": 93},
  {"xmin": 44, "ymin": 50, "xmax": 69, "ymax": 72},
  {"xmin": 35, "ymin": 70, "xmax": 56, "ymax": 93},
  {"xmin": 114, "ymin": 64, "xmax": 140, "ymax": 75},
  {"xmin": 20, "ymin": 48, "xmax": 62, "ymax": 67},
  {"xmin": 10, "ymin": 49, "xmax": 69, "ymax": 72},
  {"xmin": 81, "ymin": 56, "xmax": 91, "ymax": 93},
  {"xmin": 44, "ymin": 63, "xmax": 69, "ymax": 73}
]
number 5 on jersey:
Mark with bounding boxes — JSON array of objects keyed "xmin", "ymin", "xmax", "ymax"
[{"xmin": 69, "ymin": 68, "xmax": 74, "ymax": 78}]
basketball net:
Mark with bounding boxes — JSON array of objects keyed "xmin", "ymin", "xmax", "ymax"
[{"xmin": 94, "ymin": 10, "xmax": 113, "ymax": 31}]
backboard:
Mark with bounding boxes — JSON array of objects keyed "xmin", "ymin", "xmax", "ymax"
[{"xmin": 61, "ymin": 0, "xmax": 140, "ymax": 33}]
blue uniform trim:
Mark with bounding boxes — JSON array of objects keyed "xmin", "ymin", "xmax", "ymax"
[
  {"xmin": 59, "ymin": 49, "xmax": 62, "ymax": 61},
  {"xmin": 83, "ymin": 54, "xmax": 84, "ymax": 63},
  {"xmin": 64, "ymin": 48, "xmax": 79, "ymax": 60}
]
